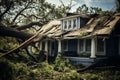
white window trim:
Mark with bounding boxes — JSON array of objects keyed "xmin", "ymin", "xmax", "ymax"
[
  {"xmin": 73, "ymin": 18, "xmax": 77, "ymax": 30},
  {"xmin": 62, "ymin": 18, "xmax": 77, "ymax": 31},
  {"xmin": 78, "ymin": 39, "xmax": 91, "ymax": 54},
  {"xmin": 63, "ymin": 20, "xmax": 67, "ymax": 30}
]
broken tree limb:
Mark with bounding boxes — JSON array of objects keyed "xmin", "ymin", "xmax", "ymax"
[
  {"xmin": 15, "ymin": 22, "xmax": 46, "ymax": 30},
  {"xmin": 0, "ymin": 1, "xmax": 13, "ymax": 19},
  {"xmin": 0, "ymin": 29, "xmax": 44, "ymax": 58},
  {"xmin": 0, "ymin": 25, "xmax": 33, "ymax": 40},
  {"xmin": 25, "ymin": 48, "xmax": 38, "ymax": 62}
]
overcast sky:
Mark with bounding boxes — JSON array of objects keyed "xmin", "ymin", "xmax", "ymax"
[{"xmin": 46, "ymin": 0, "xmax": 116, "ymax": 12}]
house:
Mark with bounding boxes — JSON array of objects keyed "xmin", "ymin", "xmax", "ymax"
[{"xmin": 38, "ymin": 13, "xmax": 120, "ymax": 66}]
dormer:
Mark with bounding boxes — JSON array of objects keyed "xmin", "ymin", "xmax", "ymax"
[{"xmin": 60, "ymin": 13, "xmax": 90, "ymax": 31}]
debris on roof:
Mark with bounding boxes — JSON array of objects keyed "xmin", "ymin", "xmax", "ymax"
[{"xmin": 37, "ymin": 13, "xmax": 120, "ymax": 40}]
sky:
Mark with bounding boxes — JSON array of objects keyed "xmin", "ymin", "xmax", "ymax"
[{"xmin": 46, "ymin": 0, "xmax": 116, "ymax": 12}]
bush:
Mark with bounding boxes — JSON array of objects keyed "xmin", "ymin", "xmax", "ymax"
[
  {"xmin": 54, "ymin": 70, "xmax": 83, "ymax": 80},
  {"xmin": 15, "ymin": 62, "xmax": 30, "ymax": 76},
  {"xmin": 35, "ymin": 50, "xmax": 46, "ymax": 62},
  {"xmin": 54, "ymin": 53, "xmax": 72, "ymax": 72},
  {"xmin": 39, "ymin": 62, "xmax": 54, "ymax": 77}
]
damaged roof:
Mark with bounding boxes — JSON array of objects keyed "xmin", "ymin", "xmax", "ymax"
[
  {"xmin": 38, "ymin": 13, "xmax": 120, "ymax": 40},
  {"xmin": 64, "ymin": 13, "xmax": 120, "ymax": 38}
]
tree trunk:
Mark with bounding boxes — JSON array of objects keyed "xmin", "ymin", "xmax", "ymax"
[{"xmin": 0, "ymin": 26, "xmax": 33, "ymax": 40}]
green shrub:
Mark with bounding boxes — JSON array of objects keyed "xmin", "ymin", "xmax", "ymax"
[
  {"xmin": 54, "ymin": 53, "xmax": 72, "ymax": 72},
  {"xmin": 35, "ymin": 50, "xmax": 46, "ymax": 62},
  {"xmin": 15, "ymin": 62, "xmax": 30, "ymax": 76},
  {"xmin": 54, "ymin": 70, "xmax": 83, "ymax": 80},
  {"xmin": 38, "ymin": 62, "xmax": 54, "ymax": 77}
]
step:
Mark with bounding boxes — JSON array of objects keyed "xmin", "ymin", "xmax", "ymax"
[{"xmin": 63, "ymin": 57, "xmax": 95, "ymax": 66}]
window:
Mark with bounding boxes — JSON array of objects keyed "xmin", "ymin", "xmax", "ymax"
[
  {"xmin": 97, "ymin": 39, "xmax": 105, "ymax": 53},
  {"xmin": 62, "ymin": 18, "xmax": 77, "ymax": 30},
  {"xmin": 79, "ymin": 39, "xmax": 84, "ymax": 52},
  {"xmin": 64, "ymin": 21, "xmax": 67, "ymax": 29},
  {"xmin": 62, "ymin": 40, "xmax": 68, "ymax": 51},
  {"xmin": 85, "ymin": 39, "xmax": 91, "ymax": 52},
  {"xmin": 68, "ymin": 20, "xmax": 71, "ymax": 28},
  {"xmin": 73, "ymin": 19, "xmax": 76, "ymax": 28}
]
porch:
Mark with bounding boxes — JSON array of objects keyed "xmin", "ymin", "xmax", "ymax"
[{"xmin": 63, "ymin": 56, "xmax": 107, "ymax": 66}]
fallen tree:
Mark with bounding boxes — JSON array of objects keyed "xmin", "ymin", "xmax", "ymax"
[{"xmin": 0, "ymin": 28, "xmax": 45, "ymax": 58}]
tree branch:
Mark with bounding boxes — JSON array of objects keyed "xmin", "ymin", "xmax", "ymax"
[
  {"xmin": 0, "ymin": 25, "xmax": 33, "ymax": 40},
  {"xmin": 11, "ymin": 2, "xmax": 31, "ymax": 24},
  {"xmin": 0, "ymin": 29, "xmax": 44, "ymax": 58},
  {"xmin": 25, "ymin": 48, "xmax": 38, "ymax": 62},
  {"xmin": 14, "ymin": 21, "xmax": 46, "ymax": 30},
  {"xmin": 0, "ymin": 1, "xmax": 13, "ymax": 19}
]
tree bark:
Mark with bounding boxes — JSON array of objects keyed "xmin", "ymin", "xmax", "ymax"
[
  {"xmin": 25, "ymin": 48, "xmax": 38, "ymax": 62},
  {"xmin": 0, "ymin": 25, "xmax": 33, "ymax": 40},
  {"xmin": 0, "ymin": 28, "xmax": 44, "ymax": 58},
  {"xmin": 15, "ymin": 22, "xmax": 45, "ymax": 30}
]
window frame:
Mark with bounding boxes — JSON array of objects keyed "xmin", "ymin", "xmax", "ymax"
[
  {"xmin": 96, "ymin": 38, "xmax": 106, "ymax": 55},
  {"xmin": 62, "ymin": 18, "xmax": 77, "ymax": 30},
  {"xmin": 62, "ymin": 40, "xmax": 68, "ymax": 51},
  {"xmin": 85, "ymin": 39, "xmax": 91, "ymax": 52},
  {"xmin": 64, "ymin": 20, "xmax": 67, "ymax": 29},
  {"xmin": 68, "ymin": 20, "xmax": 72, "ymax": 29},
  {"xmin": 79, "ymin": 39, "xmax": 84, "ymax": 53},
  {"xmin": 73, "ymin": 19, "xmax": 77, "ymax": 29}
]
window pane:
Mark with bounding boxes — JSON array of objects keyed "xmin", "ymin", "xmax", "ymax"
[
  {"xmin": 64, "ymin": 21, "xmax": 67, "ymax": 29},
  {"xmin": 86, "ymin": 39, "xmax": 91, "ymax": 51},
  {"xmin": 68, "ymin": 20, "xmax": 71, "ymax": 28},
  {"xmin": 97, "ymin": 39, "xmax": 104, "ymax": 52},
  {"xmin": 79, "ymin": 39, "xmax": 84, "ymax": 52},
  {"xmin": 63, "ymin": 40, "xmax": 68, "ymax": 51},
  {"xmin": 73, "ymin": 19, "xmax": 76, "ymax": 28}
]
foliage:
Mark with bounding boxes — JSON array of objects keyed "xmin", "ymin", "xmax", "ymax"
[
  {"xmin": 76, "ymin": 4, "xmax": 102, "ymax": 14},
  {"xmin": 116, "ymin": 0, "xmax": 120, "ymax": 12},
  {"xmin": 54, "ymin": 53, "xmax": 72, "ymax": 72},
  {"xmin": 0, "ymin": 37, "xmax": 19, "ymax": 50},
  {"xmin": 39, "ymin": 62, "xmax": 54, "ymax": 77},
  {"xmin": 1, "ymin": 56, "xmax": 120, "ymax": 80},
  {"xmin": 54, "ymin": 70, "xmax": 82, "ymax": 80},
  {"xmin": 35, "ymin": 50, "xmax": 46, "ymax": 62}
]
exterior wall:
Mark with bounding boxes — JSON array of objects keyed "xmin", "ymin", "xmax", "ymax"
[
  {"xmin": 106, "ymin": 36, "xmax": 119, "ymax": 57},
  {"xmin": 105, "ymin": 22, "xmax": 120, "ymax": 57},
  {"xmin": 80, "ymin": 18, "xmax": 89, "ymax": 28},
  {"xmin": 96, "ymin": 38, "xmax": 106, "ymax": 56}
]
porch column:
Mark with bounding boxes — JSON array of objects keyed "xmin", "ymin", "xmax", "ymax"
[
  {"xmin": 39, "ymin": 42, "xmax": 42, "ymax": 50},
  {"xmin": 58, "ymin": 40, "xmax": 62, "ymax": 53},
  {"xmin": 90, "ymin": 38, "xmax": 96, "ymax": 58},
  {"xmin": 45, "ymin": 41, "xmax": 48, "ymax": 52}
]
